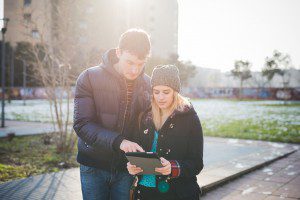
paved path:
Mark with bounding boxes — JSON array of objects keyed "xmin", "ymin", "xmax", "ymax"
[
  {"xmin": 0, "ymin": 168, "xmax": 81, "ymax": 199},
  {"xmin": 0, "ymin": 136, "xmax": 298, "ymax": 200},
  {"xmin": 198, "ymin": 137, "xmax": 298, "ymax": 192},
  {"xmin": 202, "ymin": 149, "xmax": 300, "ymax": 200}
]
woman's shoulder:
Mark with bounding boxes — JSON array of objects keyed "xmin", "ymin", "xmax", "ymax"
[
  {"xmin": 173, "ymin": 103, "xmax": 201, "ymax": 126},
  {"xmin": 174, "ymin": 102, "xmax": 196, "ymax": 116}
]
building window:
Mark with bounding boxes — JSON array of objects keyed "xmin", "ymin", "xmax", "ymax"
[
  {"xmin": 24, "ymin": 0, "xmax": 32, "ymax": 7},
  {"xmin": 32, "ymin": 30, "xmax": 39, "ymax": 39},
  {"xmin": 79, "ymin": 36, "xmax": 87, "ymax": 43},
  {"xmin": 79, "ymin": 21, "xmax": 87, "ymax": 29},
  {"xmin": 23, "ymin": 13, "xmax": 31, "ymax": 23},
  {"xmin": 86, "ymin": 7, "xmax": 94, "ymax": 14}
]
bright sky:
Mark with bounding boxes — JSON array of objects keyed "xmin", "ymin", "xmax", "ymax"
[{"xmin": 178, "ymin": 0, "xmax": 300, "ymax": 72}]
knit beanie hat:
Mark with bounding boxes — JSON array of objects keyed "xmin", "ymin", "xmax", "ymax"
[{"xmin": 151, "ymin": 65, "xmax": 181, "ymax": 92}]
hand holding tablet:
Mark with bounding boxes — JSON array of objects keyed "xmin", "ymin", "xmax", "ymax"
[{"xmin": 125, "ymin": 152, "xmax": 164, "ymax": 175}]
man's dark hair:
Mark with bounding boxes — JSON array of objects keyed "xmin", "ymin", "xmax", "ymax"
[{"xmin": 118, "ymin": 28, "xmax": 151, "ymax": 59}]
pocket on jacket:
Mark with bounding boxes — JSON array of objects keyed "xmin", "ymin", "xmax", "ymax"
[{"xmin": 174, "ymin": 181, "xmax": 201, "ymax": 198}]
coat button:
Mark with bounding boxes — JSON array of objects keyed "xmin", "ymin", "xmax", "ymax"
[
  {"xmin": 144, "ymin": 129, "xmax": 148, "ymax": 134},
  {"xmin": 137, "ymin": 190, "xmax": 140, "ymax": 194},
  {"xmin": 161, "ymin": 135, "xmax": 164, "ymax": 138}
]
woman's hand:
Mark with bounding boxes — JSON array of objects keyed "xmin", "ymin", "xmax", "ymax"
[
  {"xmin": 127, "ymin": 162, "xmax": 143, "ymax": 175},
  {"xmin": 155, "ymin": 157, "xmax": 171, "ymax": 175}
]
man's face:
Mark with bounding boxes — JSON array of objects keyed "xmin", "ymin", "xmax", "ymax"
[{"xmin": 116, "ymin": 49, "xmax": 146, "ymax": 80}]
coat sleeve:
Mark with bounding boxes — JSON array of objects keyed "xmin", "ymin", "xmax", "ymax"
[
  {"xmin": 73, "ymin": 70, "xmax": 125, "ymax": 151},
  {"xmin": 175, "ymin": 113, "xmax": 204, "ymax": 177}
]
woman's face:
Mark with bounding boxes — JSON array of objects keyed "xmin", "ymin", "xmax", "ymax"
[{"xmin": 153, "ymin": 85, "xmax": 174, "ymax": 111}]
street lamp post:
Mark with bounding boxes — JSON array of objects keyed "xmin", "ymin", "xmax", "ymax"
[
  {"xmin": 1, "ymin": 18, "xmax": 9, "ymax": 128},
  {"xmin": 23, "ymin": 60, "xmax": 27, "ymax": 106},
  {"xmin": 10, "ymin": 47, "xmax": 15, "ymax": 90}
]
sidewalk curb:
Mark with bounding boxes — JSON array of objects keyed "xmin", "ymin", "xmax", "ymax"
[{"xmin": 200, "ymin": 149, "xmax": 297, "ymax": 195}]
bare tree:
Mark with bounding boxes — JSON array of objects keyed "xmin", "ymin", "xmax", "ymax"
[
  {"xmin": 262, "ymin": 50, "xmax": 293, "ymax": 102},
  {"xmin": 145, "ymin": 54, "xmax": 197, "ymax": 87},
  {"xmin": 262, "ymin": 50, "xmax": 292, "ymax": 87},
  {"xmin": 231, "ymin": 60, "xmax": 252, "ymax": 99},
  {"xmin": 19, "ymin": 0, "xmax": 79, "ymax": 155}
]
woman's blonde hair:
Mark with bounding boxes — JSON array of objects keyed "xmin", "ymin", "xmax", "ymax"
[{"xmin": 151, "ymin": 91, "xmax": 190, "ymax": 130}]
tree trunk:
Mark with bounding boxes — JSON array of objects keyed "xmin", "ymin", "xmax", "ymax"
[{"xmin": 239, "ymin": 80, "xmax": 243, "ymax": 100}]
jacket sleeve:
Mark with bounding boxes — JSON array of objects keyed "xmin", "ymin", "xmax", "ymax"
[
  {"xmin": 73, "ymin": 70, "xmax": 125, "ymax": 151},
  {"xmin": 175, "ymin": 113, "xmax": 204, "ymax": 178}
]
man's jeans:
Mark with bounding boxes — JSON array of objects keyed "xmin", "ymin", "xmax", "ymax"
[{"xmin": 80, "ymin": 164, "xmax": 134, "ymax": 200}]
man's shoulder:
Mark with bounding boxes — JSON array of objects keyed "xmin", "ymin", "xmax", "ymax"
[
  {"xmin": 85, "ymin": 65, "xmax": 105, "ymax": 75},
  {"xmin": 77, "ymin": 65, "xmax": 104, "ymax": 80}
]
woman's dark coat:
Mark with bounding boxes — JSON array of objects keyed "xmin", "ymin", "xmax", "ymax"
[{"xmin": 135, "ymin": 104, "xmax": 204, "ymax": 199}]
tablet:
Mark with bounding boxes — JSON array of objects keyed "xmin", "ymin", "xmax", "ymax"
[{"xmin": 125, "ymin": 152, "xmax": 163, "ymax": 175}]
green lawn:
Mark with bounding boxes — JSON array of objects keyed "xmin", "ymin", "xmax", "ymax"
[
  {"xmin": 202, "ymin": 119, "xmax": 300, "ymax": 143},
  {"xmin": 0, "ymin": 134, "xmax": 78, "ymax": 183}
]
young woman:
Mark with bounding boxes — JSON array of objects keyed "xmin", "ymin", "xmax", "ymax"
[{"xmin": 127, "ymin": 65, "xmax": 204, "ymax": 200}]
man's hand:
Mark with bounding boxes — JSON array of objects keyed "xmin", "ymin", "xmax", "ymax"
[{"xmin": 120, "ymin": 139, "xmax": 144, "ymax": 153}]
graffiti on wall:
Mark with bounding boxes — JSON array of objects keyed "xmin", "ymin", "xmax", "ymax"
[
  {"xmin": 0, "ymin": 87, "xmax": 75, "ymax": 100},
  {"xmin": 182, "ymin": 87, "xmax": 300, "ymax": 100}
]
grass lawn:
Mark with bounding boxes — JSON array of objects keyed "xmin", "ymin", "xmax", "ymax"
[
  {"xmin": 192, "ymin": 99, "xmax": 300, "ymax": 144},
  {"xmin": 202, "ymin": 119, "xmax": 300, "ymax": 143},
  {"xmin": 0, "ymin": 134, "xmax": 78, "ymax": 183}
]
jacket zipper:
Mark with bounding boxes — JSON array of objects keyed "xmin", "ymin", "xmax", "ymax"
[{"xmin": 112, "ymin": 79, "xmax": 128, "ymax": 173}]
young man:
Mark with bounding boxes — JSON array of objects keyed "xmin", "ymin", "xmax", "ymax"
[{"xmin": 73, "ymin": 29, "xmax": 151, "ymax": 200}]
